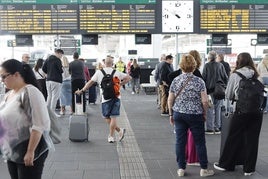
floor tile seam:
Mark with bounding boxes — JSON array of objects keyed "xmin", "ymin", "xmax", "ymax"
[{"xmin": 116, "ymin": 104, "xmax": 151, "ymax": 178}]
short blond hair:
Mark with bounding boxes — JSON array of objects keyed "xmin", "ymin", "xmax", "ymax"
[{"xmin": 179, "ymin": 54, "xmax": 196, "ymax": 73}]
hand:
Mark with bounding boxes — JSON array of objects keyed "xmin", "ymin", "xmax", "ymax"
[
  {"xmin": 24, "ymin": 151, "xmax": 34, "ymax": 166},
  {"xmin": 75, "ymin": 89, "xmax": 82, "ymax": 95},
  {"xmin": 169, "ymin": 116, "xmax": 174, "ymax": 125}
]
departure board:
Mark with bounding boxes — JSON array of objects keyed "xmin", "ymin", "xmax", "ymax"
[
  {"xmin": 200, "ymin": 0, "xmax": 268, "ymax": 33},
  {"xmin": 0, "ymin": 0, "xmax": 159, "ymax": 34},
  {"xmin": 79, "ymin": 4, "xmax": 156, "ymax": 33}
]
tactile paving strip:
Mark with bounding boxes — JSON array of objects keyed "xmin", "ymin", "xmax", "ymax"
[{"xmin": 116, "ymin": 105, "xmax": 151, "ymax": 179}]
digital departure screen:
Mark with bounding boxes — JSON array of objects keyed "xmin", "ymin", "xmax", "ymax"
[
  {"xmin": 0, "ymin": 0, "xmax": 158, "ymax": 34},
  {"xmin": 200, "ymin": 0, "xmax": 268, "ymax": 33}
]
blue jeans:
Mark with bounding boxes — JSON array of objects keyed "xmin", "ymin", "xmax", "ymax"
[
  {"xmin": 173, "ymin": 112, "xmax": 208, "ymax": 169},
  {"xmin": 206, "ymin": 96, "xmax": 222, "ymax": 130},
  {"xmin": 101, "ymin": 98, "xmax": 120, "ymax": 118}
]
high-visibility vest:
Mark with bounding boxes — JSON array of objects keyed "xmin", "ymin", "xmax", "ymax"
[{"xmin": 116, "ymin": 61, "xmax": 125, "ymax": 72}]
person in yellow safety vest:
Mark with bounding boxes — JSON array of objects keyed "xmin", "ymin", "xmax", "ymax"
[{"xmin": 115, "ymin": 57, "xmax": 126, "ymax": 89}]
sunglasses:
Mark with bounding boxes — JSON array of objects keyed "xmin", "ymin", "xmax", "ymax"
[{"xmin": 1, "ymin": 73, "xmax": 11, "ymax": 80}]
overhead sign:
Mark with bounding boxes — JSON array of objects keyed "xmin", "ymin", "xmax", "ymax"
[
  {"xmin": 135, "ymin": 34, "xmax": 152, "ymax": 44},
  {"xmin": 212, "ymin": 34, "xmax": 228, "ymax": 45},
  {"xmin": 82, "ymin": 34, "xmax": 98, "ymax": 45},
  {"xmin": 15, "ymin": 35, "xmax": 33, "ymax": 46},
  {"xmin": 257, "ymin": 34, "xmax": 268, "ymax": 45}
]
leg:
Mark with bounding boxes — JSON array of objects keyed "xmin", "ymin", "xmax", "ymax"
[
  {"xmin": 46, "ymin": 81, "xmax": 52, "ymax": 110},
  {"xmin": 16, "ymin": 151, "xmax": 48, "ymax": 179},
  {"xmin": 189, "ymin": 114, "xmax": 208, "ymax": 169},
  {"xmin": 219, "ymin": 113, "xmax": 245, "ymax": 170},
  {"xmin": 243, "ymin": 113, "xmax": 263, "ymax": 173},
  {"xmin": 173, "ymin": 112, "xmax": 188, "ymax": 169},
  {"xmin": 206, "ymin": 107, "xmax": 215, "ymax": 131},
  {"xmin": 214, "ymin": 99, "xmax": 222, "ymax": 130},
  {"xmin": 7, "ymin": 160, "xmax": 19, "ymax": 179},
  {"xmin": 51, "ymin": 82, "xmax": 62, "ymax": 112},
  {"xmin": 159, "ymin": 85, "xmax": 168, "ymax": 113},
  {"xmin": 131, "ymin": 79, "xmax": 135, "ymax": 93}
]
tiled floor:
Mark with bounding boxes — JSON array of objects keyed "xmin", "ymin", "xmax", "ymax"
[{"xmin": 1, "ymin": 89, "xmax": 268, "ymax": 179}]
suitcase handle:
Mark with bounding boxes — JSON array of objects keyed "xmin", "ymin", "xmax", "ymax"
[{"xmin": 74, "ymin": 93, "xmax": 84, "ymax": 115}]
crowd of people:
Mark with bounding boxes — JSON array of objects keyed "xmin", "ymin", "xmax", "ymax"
[{"xmin": 0, "ymin": 48, "xmax": 266, "ymax": 178}]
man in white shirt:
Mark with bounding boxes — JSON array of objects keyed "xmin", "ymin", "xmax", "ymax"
[{"xmin": 77, "ymin": 56, "xmax": 131, "ymax": 143}]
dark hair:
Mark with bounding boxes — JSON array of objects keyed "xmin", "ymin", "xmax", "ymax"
[
  {"xmin": 34, "ymin": 58, "xmax": 44, "ymax": 72},
  {"xmin": 166, "ymin": 55, "xmax": 173, "ymax": 60},
  {"xmin": 1, "ymin": 59, "xmax": 40, "ymax": 89},
  {"xmin": 73, "ymin": 52, "xmax": 79, "ymax": 59},
  {"xmin": 55, "ymin": 49, "xmax": 64, "ymax": 54},
  {"xmin": 235, "ymin": 52, "xmax": 259, "ymax": 77}
]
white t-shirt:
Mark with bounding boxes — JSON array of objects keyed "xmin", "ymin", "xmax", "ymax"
[{"xmin": 91, "ymin": 67, "xmax": 127, "ymax": 103}]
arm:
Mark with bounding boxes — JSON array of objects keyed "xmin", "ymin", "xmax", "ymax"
[
  {"xmin": 24, "ymin": 130, "xmax": 42, "ymax": 166},
  {"xmin": 201, "ymin": 91, "xmax": 209, "ymax": 121},
  {"xmin": 167, "ymin": 91, "xmax": 175, "ymax": 125},
  {"xmin": 121, "ymin": 74, "xmax": 131, "ymax": 86},
  {"xmin": 76, "ymin": 80, "xmax": 96, "ymax": 94}
]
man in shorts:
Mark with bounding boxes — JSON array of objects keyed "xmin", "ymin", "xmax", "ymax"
[{"xmin": 76, "ymin": 56, "xmax": 131, "ymax": 143}]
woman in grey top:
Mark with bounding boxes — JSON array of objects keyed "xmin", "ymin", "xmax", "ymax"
[
  {"xmin": 168, "ymin": 54, "xmax": 214, "ymax": 177},
  {"xmin": 214, "ymin": 52, "xmax": 264, "ymax": 176}
]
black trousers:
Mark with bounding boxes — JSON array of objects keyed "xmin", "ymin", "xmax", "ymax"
[
  {"xmin": 219, "ymin": 112, "xmax": 263, "ymax": 172},
  {"xmin": 7, "ymin": 150, "xmax": 48, "ymax": 179},
  {"xmin": 71, "ymin": 79, "xmax": 86, "ymax": 113}
]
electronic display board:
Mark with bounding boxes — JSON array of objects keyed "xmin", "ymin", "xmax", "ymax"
[
  {"xmin": 200, "ymin": 0, "xmax": 268, "ymax": 33},
  {"xmin": 0, "ymin": 0, "xmax": 160, "ymax": 34}
]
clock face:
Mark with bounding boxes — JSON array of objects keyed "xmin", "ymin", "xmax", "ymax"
[{"xmin": 162, "ymin": 0, "xmax": 194, "ymax": 33}]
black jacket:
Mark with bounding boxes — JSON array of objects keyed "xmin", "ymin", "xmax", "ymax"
[
  {"xmin": 202, "ymin": 61, "xmax": 228, "ymax": 94},
  {"xmin": 168, "ymin": 68, "xmax": 203, "ymax": 82},
  {"xmin": 160, "ymin": 62, "xmax": 173, "ymax": 86},
  {"xmin": 42, "ymin": 55, "xmax": 63, "ymax": 83}
]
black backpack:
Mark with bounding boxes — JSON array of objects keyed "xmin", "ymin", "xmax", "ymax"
[
  {"xmin": 234, "ymin": 71, "xmax": 266, "ymax": 114},
  {"xmin": 100, "ymin": 69, "xmax": 116, "ymax": 100}
]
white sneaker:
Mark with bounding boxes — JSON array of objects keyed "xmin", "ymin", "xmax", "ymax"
[
  {"xmin": 177, "ymin": 169, "xmax": 185, "ymax": 177},
  {"xmin": 200, "ymin": 169, "xmax": 215, "ymax": 177},
  {"xmin": 119, "ymin": 128, "xmax": 126, "ymax": 142},
  {"xmin": 131, "ymin": 92, "xmax": 135, "ymax": 94},
  {"xmin": 244, "ymin": 172, "xmax": 254, "ymax": 176},
  {"xmin": 108, "ymin": 135, "xmax": 115, "ymax": 143}
]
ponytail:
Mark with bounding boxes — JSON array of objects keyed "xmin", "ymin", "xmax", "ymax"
[
  {"xmin": 22, "ymin": 63, "xmax": 40, "ymax": 89},
  {"xmin": 1, "ymin": 59, "xmax": 40, "ymax": 90}
]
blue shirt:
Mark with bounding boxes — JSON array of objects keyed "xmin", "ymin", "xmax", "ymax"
[{"xmin": 170, "ymin": 73, "xmax": 206, "ymax": 114}]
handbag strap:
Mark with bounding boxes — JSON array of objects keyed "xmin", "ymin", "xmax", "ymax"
[{"xmin": 175, "ymin": 76, "xmax": 193, "ymax": 99}]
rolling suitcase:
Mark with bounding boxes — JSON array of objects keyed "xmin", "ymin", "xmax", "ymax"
[{"xmin": 69, "ymin": 95, "xmax": 89, "ymax": 142}]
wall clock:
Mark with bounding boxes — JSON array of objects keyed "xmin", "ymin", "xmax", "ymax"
[{"xmin": 162, "ymin": 0, "xmax": 194, "ymax": 33}]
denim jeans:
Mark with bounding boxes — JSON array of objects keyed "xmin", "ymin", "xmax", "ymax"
[
  {"xmin": 173, "ymin": 112, "xmax": 208, "ymax": 169},
  {"xmin": 206, "ymin": 96, "xmax": 222, "ymax": 131}
]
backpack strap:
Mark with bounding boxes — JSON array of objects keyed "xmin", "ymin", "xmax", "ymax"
[
  {"xmin": 111, "ymin": 69, "xmax": 116, "ymax": 77},
  {"xmin": 100, "ymin": 69, "xmax": 106, "ymax": 76},
  {"xmin": 234, "ymin": 71, "xmax": 247, "ymax": 80}
]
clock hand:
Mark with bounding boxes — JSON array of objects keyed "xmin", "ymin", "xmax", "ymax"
[{"xmin": 175, "ymin": 14, "xmax": 181, "ymax": 19}]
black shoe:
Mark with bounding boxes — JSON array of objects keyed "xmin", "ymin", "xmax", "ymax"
[{"xmin": 213, "ymin": 162, "xmax": 226, "ymax": 171}]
